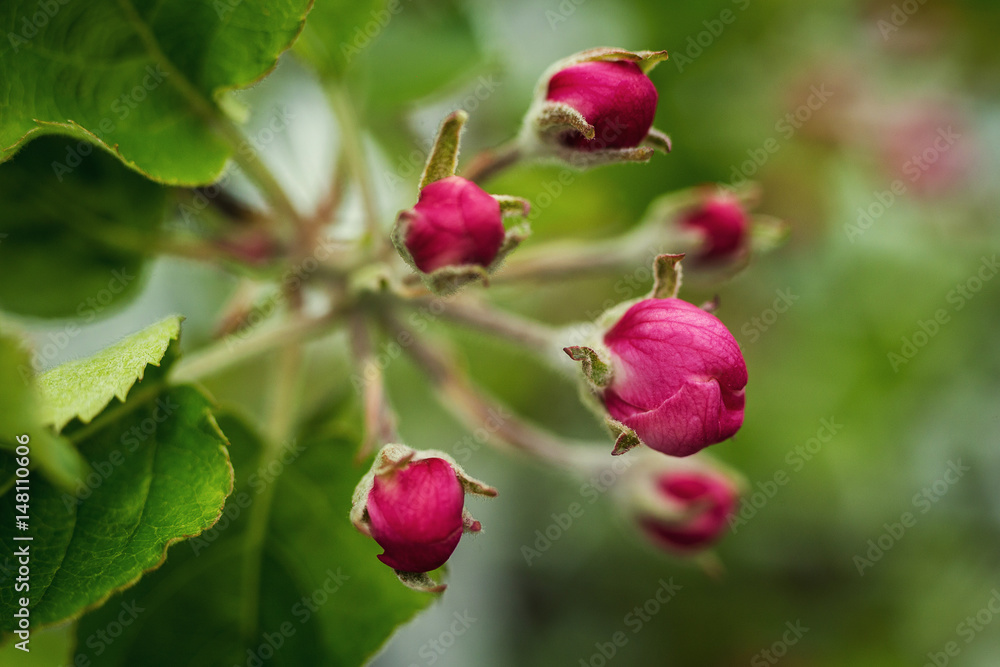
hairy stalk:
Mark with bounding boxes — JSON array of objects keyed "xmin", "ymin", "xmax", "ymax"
[
  {"xmin": 377, "ymin": 311, "xmax": 586, "ymax": 470},
  {"xmin": 402, "ymin": 295, "xmax": 559, "ymax": 355},
  {"xmin": 462, "ymin": 141, "xmax": 523, "ymax": 184},
  {"xmin": 327, "ymin": 84, "xmax": 381, "ymax": 248},
  {"xmin": 347, "ymin": 311, "xmax": 399, "ymax": 461},
  {"xmin": 170, "ymin": 310, "xmax": 340, "ymax": 384}
]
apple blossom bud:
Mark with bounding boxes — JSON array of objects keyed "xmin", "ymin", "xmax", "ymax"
[
  {"xmin": 680, "ymin": 191, "xmax": 749, "ymax": 262},
  {"xmin": 400, "ymin": 176, "xmax": 505, "ymax": 273},
  {"xmin": 545, "ymin": 60, "xmax": 658, "ymax": 151},
  {"xmin": 567, "ymin": 298, "xmax": 746, "ymax": 457},
  {"xmin": 351, "ymin": 444, "xmax": 497, "ymax": 592},
  {"xmin": 619, "ymin": 451, "xmax": 739, "ymax": 553},
  {"xmin": 519, "ymin": 48, "xmax": 671, "ymax": 170}
]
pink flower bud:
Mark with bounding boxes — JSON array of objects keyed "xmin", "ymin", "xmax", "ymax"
[
  {"xmin": 352, "ymin": 444, "xmax": 496, "ymax": 590},
  {"xmin": 545, "ymin": 60, "xmax": 658, "ymax": 151},
  {"xmin": 637, "ymin": 468, "xmax": 738, "ymax": 553},
  {"xmin": 402, "ymin": 176, "xmax": 505, "ymax": 273},
  {"xmin": 600, "ymin": 298, "xmax": 747, "ymax": 457},
  {"xmin": 680, "ymin": 192, "xmax": 749, "ymax": 262},
  {"xmin": 366, "ymin": 457, "xmax": 465, "ymax": 573}
]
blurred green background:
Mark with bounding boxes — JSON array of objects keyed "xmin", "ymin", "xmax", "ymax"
[{"xmin": 7, "ymin": 0, "xmax": 1000, "ymax": 664}]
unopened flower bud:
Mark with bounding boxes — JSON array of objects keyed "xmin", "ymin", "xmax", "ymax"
[
  {"xmin": 680, "ymin": 191, "xmax": 750, "ymax": 262},
  {"xmin": 566, "ymin": 297, "xmax": 746, "ymax": 457},
  {"xmin": 519, "ymin": 48, "xmax": 672, "ymax": 169},
  {"xmin": 351, "ymin": 444, "xmax": 497, "ymax": 592},
  {"xmin": 619, "ymin": 450, "xmax": 740, "ymax": 553},
  {"xmin": 400, "ymin": 176, "xmax": 505, "ymax": 273},
  {"xmin": 545, "ymin": 60, "xmax": 658, "ymax": 151}
]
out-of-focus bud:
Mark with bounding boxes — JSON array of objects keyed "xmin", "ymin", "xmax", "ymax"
[
  {"xmin": 618, "ymin": 449, "xmax": 741, "ymax": 554},
  {"xmin": 351, "ymin": 444, "xmax": 497, "ymax": 592},
  {"xmin": 564, "ymin": 256, "xmax": 747, "ymax": 457},
  {"xmin": 680, "ymin": 190, "xmax": 750, "ymax": 263},
  {"xmin": 393, "ymin": 111, "xmax": 530, "ymax": 294},
  {"xmin": 519, "ymin": 47, "xmax": 672, "ymax": 169}
]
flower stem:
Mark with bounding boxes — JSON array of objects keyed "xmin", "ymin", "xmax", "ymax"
[
  {"xmin": 403, "ymin": 295, "xmax": 559, "ymax": 355},
  {"xmin": 327, "ymin": 84, "xmax": 382, "ymax": 246},
  {"xmin": 347, "ymin": 310, "xmax": 399, "ymax": 460},
  {"xmin": 239, "ymin": 340, "xmax": 303, "ymax": 640},
  {"xmin": 377, "ymin": 311, "xmax": 587, "ymax": 470},
  {"xmin": 462, "ymin": 141, "xmax": 523, "ymax": 184},
  {"xmin": 169, "ymin": 310, "xmax": 340, "ymax": 384}
]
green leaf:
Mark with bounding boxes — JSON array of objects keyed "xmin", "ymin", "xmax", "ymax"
[
  {"xmin": 73, "ymin": 410, "xmax": 433, "ymax": 666},
  {"xmin": 0, "ymin": 135, "xmax": 168, "ymax": 319},
  {"xmin": 0, "ymin": 330, "xmax": 85, "ymax": 491},
  {"xmin": 37, "ymin": 316, "xmax": 181, "ymax": 432},
  {"xmin": 0, "ymin": 0, "xmax": 313, "ymax": 185},
  {"xmin": 0, "ymin": 385, "xmax": 233, "ymax": 630}
]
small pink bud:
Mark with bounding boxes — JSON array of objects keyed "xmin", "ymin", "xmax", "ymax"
[
  {"xmin": 366, "ymin": 457, "xmax": 465, "ymax": 573},
  {"xmin": 680, "ymin": 192, "xmax": 749, "ymax": 262},
  {"xmin": 402, "ymin": 176, "xmax": 505, "ymax": 273},
  {"xmin": 598, "ymin": 298, "xmax": 746, "ymax": 457},
  {"xmin": 637, "ymin": 467, "xmax": 738, "ymax": 553},
  {"xmin": 351, "ymin": 444, "xmax": 496, "ymax": 591},
  {"xmin": 545, "ymin": 60, "xmax": 658, "ymax": 151}
]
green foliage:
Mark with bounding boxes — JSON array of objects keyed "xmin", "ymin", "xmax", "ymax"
[
  {"xmin": 0, "ymin": 318, "xmax": 233, "ymax": 631},
  {"xmin": 0, "ymin": 0, "xmax": 313, "ymax": 185},
  {"xmin": 0, "ymin": 385, "xmax": 233, "ymax": 630},
  {"xmin": 0, "ymin": 332, "xmax": 86, "ymax": 491},
  {"xmin": 73, "ymin": 412, "xmax": 432, "ymax": 667},
  {"xmin": 37, "ymin": 316, "xmax": 181, "ymax": 431},
  {"xmin": 0, "ymin": 136, "xmax": 168, "ymax": 319}
]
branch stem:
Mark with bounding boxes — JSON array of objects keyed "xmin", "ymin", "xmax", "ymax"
[{"xmin": 377, "ymin": 311, "xmax": 585, "ymax": 470}]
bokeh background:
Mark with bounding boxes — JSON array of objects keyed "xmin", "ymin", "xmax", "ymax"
[{"xmin": 6, "ymin": 0, "xmax": 1000, "ymax": 665}]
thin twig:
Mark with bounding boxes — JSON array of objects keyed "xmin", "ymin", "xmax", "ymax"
[{"xmin": 377, "ymin": 311, "xmax": 586, "ymax": 470}]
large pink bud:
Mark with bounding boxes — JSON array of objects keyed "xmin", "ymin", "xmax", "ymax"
[
  {"xmin": 545, "ymin": 60, "xmax": 658, "ymax": 151},
  {"xmin": 637, "ymin": 467, "xmax": 738, "ymax": 553},
  {"xmin": 401, "ymin": 176, "xmax": 505, "ymax": 273},
  {"xmin": 367, "ymin": 457, "xmax": 466, "ymax": 573},
  {"xmin": 600, "ymin": 298, "xmax": 747, "ymax": 457},
  {"xmin": 680, "ymin": 192, "xmax": 749, "ymax": 262},
  {"xmin": 351, "ymin": 444, "xmax": 496, "ymax": 591}
]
